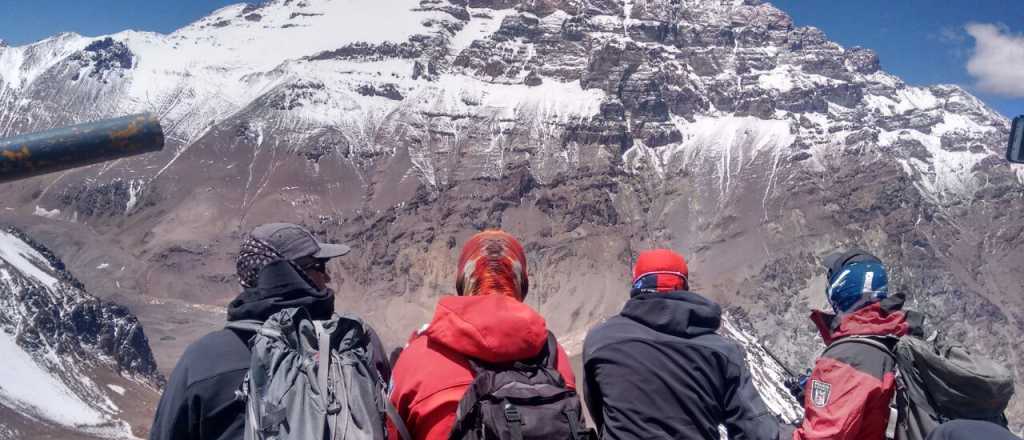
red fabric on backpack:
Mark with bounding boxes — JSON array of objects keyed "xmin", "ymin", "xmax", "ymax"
[
  {"xmin": 793, "ymin": 303, "xmax": 910, "ymax": 440},
  {"xmin": 793, "ymin": 356, "xmax": 896, "ymax": 440}
]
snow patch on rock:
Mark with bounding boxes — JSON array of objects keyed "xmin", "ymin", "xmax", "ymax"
[
  {"xmin": 665, "ymin": 116, "xmax": 795, "ymax": 198},
  {"xmin": 451, "ymin": 8, "xmax": 516, "ymax": 54},
  {"xmin": 879, "ymin": 129, "xmax": 988, "ymax": 203},
  {"xmin": 0, "ymin": 331, "xmax": 106, "ymax": 427},
  {"xmin": 0, "ymin": 230, "xmax": 60, "ymax": 288},
  {"xmin": 106, "ymin": 384, "xmax": 126, "ymax": 395},
  {"xmin": 33, "ymin": 206, "xmax": 61, "ymax": 219}
]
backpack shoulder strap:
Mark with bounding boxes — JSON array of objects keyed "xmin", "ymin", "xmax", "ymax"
[
  {"xmin": 462, "ymin": 332, "xmax": 560, "ymax": 375},
  {"xmin": 225, "ymin": 319, "xmax": 264, "ymax": 333},
  {"xmin": 544, "ymin": 331, "xmax": 559, "ymax": 370},
  {"xmin": 450, "ymin": 377, "xmax": 485, "ymax": 440},
  {"xmin": 225, "ymin": 320, "xmax": 273, "ymax": 349},
  {"xmin": 226, "ymin": 319, "xmax": 285, "ymax": 340},
  {"xmin": 385, "ymin": 400, "xmax": 413, "ymax": 440},
  {"xmin": 313, "ymin": 321, "xmax": 331, "ymax": 399}
]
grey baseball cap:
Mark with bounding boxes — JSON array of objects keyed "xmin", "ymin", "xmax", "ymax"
[{"xmin": 250, "ymin": 223, "xmax": 351, "ymax": 261}]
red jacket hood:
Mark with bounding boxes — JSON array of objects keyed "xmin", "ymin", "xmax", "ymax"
[
  {"xmin": 424, "ymin": 295, "xmax": 549, "ymax": 364},
  {"xmin": 810, "ymin": 302, "xmax": 911, "ymax": 346}
]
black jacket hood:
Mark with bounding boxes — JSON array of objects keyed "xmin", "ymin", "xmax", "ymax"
[
  {"xmin": 620, "ymin": 291, "xmax": 721, "ymax": 337},
  {"xmin": 226, "ymin": 259, "xmax": 334, "ymax": 322}
]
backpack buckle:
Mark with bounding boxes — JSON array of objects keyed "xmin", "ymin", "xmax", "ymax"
[
  {"xmin": 234, "ymin": 375, "xmax": 250, "ymax": 403},
  {"xmin": 504, "ymin": 404, "xmax": 522, "ymax": 424}
]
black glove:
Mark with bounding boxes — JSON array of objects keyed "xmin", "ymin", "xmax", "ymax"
[{"xmin": 785, "ymin": 370, "xmax": 811, "ymax": 403}]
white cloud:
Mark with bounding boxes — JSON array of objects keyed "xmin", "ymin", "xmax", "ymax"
[{"xmin": 965, "ymin": 23, "xmax": 1024, "ymax": 97}]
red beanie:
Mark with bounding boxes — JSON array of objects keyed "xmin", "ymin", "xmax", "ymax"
[
  {"xmin": 632, "ymin": 249, "xmax": 689, "ymax": 293},
  {"xmin": 456, "ymin": 230, "xmax": 529, "ymax": 300}
]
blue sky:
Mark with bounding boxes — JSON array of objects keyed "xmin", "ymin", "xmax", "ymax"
[
  {"xmin": 0, "ymin": 1, "xmax": 238, "ymax": 45},
  {"xmin": 1, "ymin": 0, "xmax": 1022, "ymax": 117}
]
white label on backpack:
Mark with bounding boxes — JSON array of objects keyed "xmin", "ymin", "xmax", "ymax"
[
  {"xmin": 863, "ymin": 271, "xmax": 874, "ymax": 293},
  {"xmin": 811, "ymin": 380, "xmax": 832, "ymax": 407}
]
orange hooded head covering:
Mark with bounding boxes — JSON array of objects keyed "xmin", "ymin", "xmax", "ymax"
[{"xmin": 455, "ymin": 230, "xmax": 529, "ymax": 300}]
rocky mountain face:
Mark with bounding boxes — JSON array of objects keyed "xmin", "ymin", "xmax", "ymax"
[
  {"xmin": 0, "ymin": 227, "xmax": 162, "ymax": 439},
  {"xmin": 0, "ymin": 0, "xmax": 1021, "ymax": 432}
]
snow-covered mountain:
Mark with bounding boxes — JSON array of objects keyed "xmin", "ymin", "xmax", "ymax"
[
  {"xmin": 0, "ymin": 0, "xmax": 1021, "ymax": 433},
  {"xmin": 0, "ymin": 227, "xmax": 162, "ymax": 439},
  {"xmin": 720, "ymin": 315, "xmax": 801, "ymax": 424}
]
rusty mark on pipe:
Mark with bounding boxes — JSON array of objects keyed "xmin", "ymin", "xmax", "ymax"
[
  {"xmin": 111, "ymin": 121, "xmax": 141, "ymax": 140},
  {"xmin": 1, "ymin": 146, "xmax": 31, "ymax": 161}
]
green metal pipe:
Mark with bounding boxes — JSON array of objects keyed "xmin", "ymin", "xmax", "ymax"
[{"xmin": 0, "ymin": 113, "xmax": 164, "ymax": 183}]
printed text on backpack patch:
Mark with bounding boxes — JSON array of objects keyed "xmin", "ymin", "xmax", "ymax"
[{"xmin": 811, "ymin": 380, "xmax": 831, "ymax": 407}]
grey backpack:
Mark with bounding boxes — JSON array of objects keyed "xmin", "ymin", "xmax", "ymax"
[
  {"xmin": 227, "ymin": 308, "xmax": 411, "ymax": 440},
  {"xmin": 830, "ymin": 335, "xmax": 1014, "ymax": 440},
  {"xmin": 892, "ymin": 336, "xmax": 1014, "ymax": 440}
]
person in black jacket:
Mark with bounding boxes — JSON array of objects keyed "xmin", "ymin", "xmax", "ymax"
[
  {"xmin": 149, "ymin": 223, "xmax": 389, "ymax": 440},
  {"xmin": 582, "ymin": 249, "xmax": 780, "ymax": 440}
]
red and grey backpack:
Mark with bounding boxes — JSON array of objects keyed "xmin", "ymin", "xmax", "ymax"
[{"xmin": 827, "ymin": 333, "xmax": 1014, "ymax": 440}]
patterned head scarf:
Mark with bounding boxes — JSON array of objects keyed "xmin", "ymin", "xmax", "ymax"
[
  {"xmin": 236, "ymin": 236, "xmax": 284, "ymax": 288},
  {"xmin": 455, "ymin": 230, "xmax": 529, "ymax": 300}
]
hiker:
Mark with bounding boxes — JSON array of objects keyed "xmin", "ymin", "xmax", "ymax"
[
  {"xmin": 926, "ymin": 420, "xmax": 1022, "ymax": 440},
  {"xmin": 388, "ymin": 230, "xmax": 585, "ymax": 440},
  {"xmin": 792, "ymin": 249, "xmax": 921, "ymax": 440},
  {"xmin": 149, "ymin": 222, "xmax": 389, "ymax": 440},
  {"xmin": 583, "ymin": 249, "xmax": 781, "ymax": 440}
]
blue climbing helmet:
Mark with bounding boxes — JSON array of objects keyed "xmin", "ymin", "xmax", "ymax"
[{"xmin": 822, "ymin": 249, "xmax": 889, "ymax": 314}]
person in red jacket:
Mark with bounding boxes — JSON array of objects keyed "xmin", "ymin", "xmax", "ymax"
[
  {"xmin": 388, "ymin": 230, "xmax": 576, "ymax": 440},
  {"xmin": 793, "ymin": 249, "xmax": 923, "ymax": 440}
]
